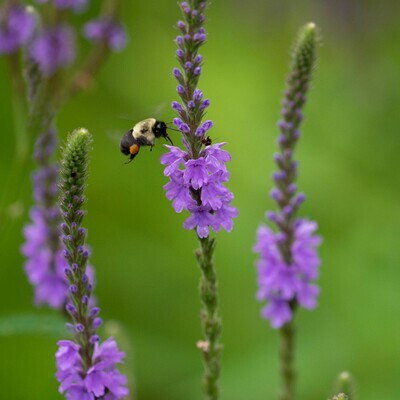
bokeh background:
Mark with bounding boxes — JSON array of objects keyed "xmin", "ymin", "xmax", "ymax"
[{"xmin": 1, "ymin": 0, "xmax": 400, "ymax": 399}]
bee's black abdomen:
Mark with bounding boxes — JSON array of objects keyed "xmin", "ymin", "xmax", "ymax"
[{"xmin": 120, "ymin": 129, "xmax": 135, "ymax": 155}]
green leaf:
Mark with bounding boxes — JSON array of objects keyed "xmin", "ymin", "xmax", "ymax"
[{"xmin": 0, "ymin": 313, "xmax": 66, "ymax": 338}]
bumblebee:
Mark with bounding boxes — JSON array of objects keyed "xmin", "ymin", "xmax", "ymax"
[{"xmin": 120, "ymin": 118, "xmax": 173, "ymax": 163}]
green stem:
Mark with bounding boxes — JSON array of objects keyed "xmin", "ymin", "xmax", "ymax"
[
  {"xmin": 278, "ymin": 320, "xmax": 296, "ymax": 400},
  {"xmin": 0, "ymin": 89, "xmax": 30, "ymax": 242},
  {"xmin": 195, "ymin": 236, "xmax": 222, "ymax": 400}
]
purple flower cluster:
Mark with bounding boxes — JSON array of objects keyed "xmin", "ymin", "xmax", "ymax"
[
  {"xmin": 253, "ymin": 23, "xmax": 319, "ymax": 328},
  {"xmin": 22, "ymin": 206, "xmax": 68, "ymax": 308},
  {"xmin": 161, "ymin": 142, "xmax": 237, "ymax": 238},
  {"xmin": 162, "ymin": 1, "xmax": 237, "ymax": 238},
  {"xmin": 254, "ymin": 219, "xmax": 321, "ymax": 328},
  {"xmin": 84, "ymin": 18, "xmax": 127, "ymax": 51},
  {"xmin": 0, "ymin": 4, "xmax": 36, "ymax": 54},
  {"xmin": 22, "ymin": 130, "xmax": 69, "ymax": 309},
  {"xmin": 30, "ymin": 24, "xmax": 76, "ymax": 76},
  {"xmin": 56, "ymin": 337, "xmax": 128, "ymax": 400},
  {"xmin": 0, "ymin": 1, "xmax": 126, "ymax": 76}
]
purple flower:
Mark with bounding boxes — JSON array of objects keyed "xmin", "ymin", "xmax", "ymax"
[
  {"xmin": 84, "ymin": 18, "xmax": 127, "ymax": 51},
  {"xmin": 0, "ymin": 5, "xmax": 36, "ymax": 54},
  {"xmin": 22, "ymin": 234, "xmax": 68, "ymax": 308},
  {"xmin": 166, "ymin": 2, "xmax": 231, "ymax": 396},
  {"xmin": 253, "ymin": 23, "xmax": 319, "ymax": 328},
  {"xmin": 160, "ymin": 145, "xmax": 188, "ymax": 176},
  {"xmin": 22, "ymin": 130, "xmax": 69, "ymax": 309},
  {"xmin": 200, "ymin": 173, "xmax": 230, "ymax": 210},
  {"xmin": 184, "ymin": 205, "xmax": 216, "ymax": 238},
  {"xmin": 201, "ymin": 142, "xmax": 231, "ymax": 174},
  {"xmin": 22, "ymin": 205, "xmax": 96, "ymax": 308},
  {"xmin": 213, "ymin": 201, "xmax": 238, "ymax": 232},
  {"xmin": 56, "ymin": 338, "xmax": 129, "ymax": 399},
  {"xmin": 162, "ymin": 146, "xmax": 237, "ymax": 236},
  {"xmin": 183, "ymin": 158, "xmax": 209, "ymax": 189},
  {"xmin": 160, "ymin": 0, "xmax": 237, "ymax": 239},
  {"xmin": 254, "ymin": 220, "xmax": 321, "ymax": 328},
  {"xmin": 261, "ymin": 298, "xmax": 292, "ymax": 329},
  {"xmin": 30, "ymin": 24, "xmax": 75, "ymax": 76},
  {"xmin": 56, "ymin": 340, "xmax": 80, "ymax": 369},
  {"xmin": 163, "ymin": 171, "xmax": 196, "ymax": 212}
]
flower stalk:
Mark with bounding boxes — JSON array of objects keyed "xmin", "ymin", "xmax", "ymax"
[
  {"xmin": 0, "ymin": 0, "xmax": 126, "ymax": 309},
  {"xmin": 253, "ymin": 22, "xmax": 320, "ymax": 400},
  {"xmin": 56, "ymin": 128, "xmax": 128, "ymax": 399},
  {"xmin": 59, "ymin": 128, "xmax": 94, "ymax": 363},
  {"xmin": 278, "ymin": 320, "xmax": 296, "ymax": 400},
  {"xmin": 161, "ymin": 1, "xmax": 237, "ymax": 398},
  {"xmin": 196, "ymin": 237, "xmax": 222, "ymax": 400}
]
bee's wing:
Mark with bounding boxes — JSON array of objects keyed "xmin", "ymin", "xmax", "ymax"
[
  {"xmin": 117, "ymin": 103, "xmax": 166, "ymax": 123},
  {"xmin": 106, "ymin": 130, "xmax": 123, "ymax": 145}
]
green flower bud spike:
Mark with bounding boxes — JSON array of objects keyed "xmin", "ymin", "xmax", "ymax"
[
  {"xmin": 330, "ymin": 394, "xmax": 349, "ymax": 400},
  {"xmin": 333, "ymin": 371, "xmax": 356, "ymax": 400}
]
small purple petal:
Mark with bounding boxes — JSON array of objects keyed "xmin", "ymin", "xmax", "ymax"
[
  {"xmin": 0, "ymin": 5, "xmax": 36, "ymax": 54},
  {"xmin": 261, "ymin": 299, "xmax": 292, "ymax": 329},
  {"xmin": 84, "ymin": 19, "xmax": 127, "ymax": 51},
  {"xmin": 30, "ymin": 24, "xmax": 75, "ymax": 76},
  {"xmin": 183, "ymin": 158, "xmax": 208, "ymax": 189}
]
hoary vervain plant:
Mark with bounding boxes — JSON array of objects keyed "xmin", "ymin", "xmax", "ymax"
[
  {"xmin": 160, "ymin": 1, "xmax": 238, "ymax": 399},
  {"xmin": 0, "ymin": 0, "xmax": 126, "ymax": 310},
  {"xmin": 253, "ymin": 22, "xmax": 320, "ymax": 400},
  {"xmin": 56, "ymin": 128, "xmax": 128, "ymax": 399}
]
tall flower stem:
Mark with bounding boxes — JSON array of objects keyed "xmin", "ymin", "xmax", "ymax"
[
  {"xmin": 278, "ymin": 320, "xmax": 295, "ymax": 400},
  {"xmin": 160, "ymin": 1, "xmax": 237, "ymax": 398},
  {"xmin": 67, "ymin": 0, "xmax": 121, "ymax": 99},
  {"xmin": 276, "ymin": 24, "xmax": 317, "ymax": 400},
  {"xmin": 0, "ymin": 0, "xmax": 127, "ymax": 309},
  {"xmin": 59, "ymin": 128, "xmax": 94, "ymax": 365},
  {"xmin": 56, "ymin": 128, "xmax": 128, "ymax": 399},
  {"xmin": 253, "ymin": 22, "xmax": 319, "ymax": 400},
  {"xmin": 196, "ymin": 237, "xmax": 222, "ymax": 400}
]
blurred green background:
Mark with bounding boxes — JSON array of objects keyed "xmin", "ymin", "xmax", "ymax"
[{"xmin": 1, "ymin": 0, "xmax": 400, "ymax": 399}]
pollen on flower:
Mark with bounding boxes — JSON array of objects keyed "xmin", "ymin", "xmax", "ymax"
[{"xmin": 196, "ymin": 340, "xmax": 210, "ymax": 352}]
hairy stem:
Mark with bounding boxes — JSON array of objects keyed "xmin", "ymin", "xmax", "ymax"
[
  {"xmin": 196, "ymin": 236, "xmax": 222, "ymax": 400},
  {"xmin": 278, "ymin": 320, "xmax": 296, "ymax": 400}
]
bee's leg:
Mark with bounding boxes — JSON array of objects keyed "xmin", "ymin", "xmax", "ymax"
[{"xmin": 125, "ymin": 144, "xmax": 140, "ymax": 163}]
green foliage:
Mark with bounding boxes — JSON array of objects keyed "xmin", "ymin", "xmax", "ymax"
[
  {"xmin": 0, "ymin": 314, "xmax": 65, "ymax": 337},
  {"xmin": 1, "ymin": 1, "xmax": 399, "ymax": 400}
]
